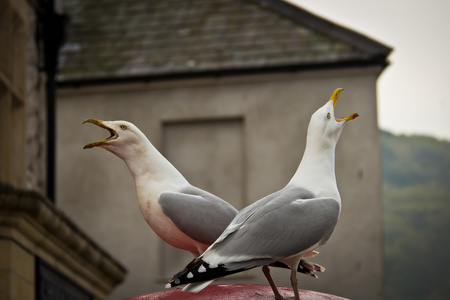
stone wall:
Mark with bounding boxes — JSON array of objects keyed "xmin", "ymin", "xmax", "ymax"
[
  {"xmin": 0, "ymin": 2, "xmax": 127, "ymax": 300},
  {"xmin": 25, "ymin": 2, "xmax": 47, "ymax": 194},
  {"xmin": 0, "ymin": 183, "xmax": 127, "ymax": 300}
]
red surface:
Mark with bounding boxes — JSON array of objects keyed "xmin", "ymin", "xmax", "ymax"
[{"xmin": 123, "ymin": 284, "xmax": 349, "ymax": 300}]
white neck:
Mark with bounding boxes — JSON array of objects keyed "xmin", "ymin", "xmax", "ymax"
[
  {"xmin": 111, "ymin": 138, "xmax": 188, "ymax": 187},
  {"xmin": 287, "ymin": 139, "xmax": 340, "ymax": 203}
]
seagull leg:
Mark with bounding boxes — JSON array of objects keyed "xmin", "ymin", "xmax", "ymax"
[
  {"xmin": 262, "ymin": 265, "xmax": 284, "ymax": 300},
  {"xmin": 290, "ymin": 267, "xmax": 300, "ymax": 300}
]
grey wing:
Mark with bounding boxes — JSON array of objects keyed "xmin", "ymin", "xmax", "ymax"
[
  {"xmin": 158, "ymin": 187, "xmax": 238, "ymax": 245},
  {"xmin": 211, "ymin": 187, "xmax": 315, "ymax": 245},
  {"xmin": 210, "ymin": 190, "xmax": 340, "ymax": 261},
  {"xmin": 209, "ymin": 187, "xmax": 315, "ymax": 247}
]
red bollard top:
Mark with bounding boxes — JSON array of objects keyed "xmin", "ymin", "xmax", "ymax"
[{"xmin": 123, "ymin": 284, "xmax": 349, "ymax": 300}]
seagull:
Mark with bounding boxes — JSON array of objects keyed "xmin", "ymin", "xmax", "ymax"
[
  {"xmin": 82, "ymin": 119, "xmax": 325, "ymax": 276},
  {"xmin": 166, "ymin": 88, "xmax": 358, "ymax": 300},
  {"xmin": 83, "ymin": 118, "xmax": 238, "ymax": 257}
]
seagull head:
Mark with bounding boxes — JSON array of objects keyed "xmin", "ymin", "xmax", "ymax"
[
  {"xmin": 307, "ymin": 88, "xmax": 359, "ymax": 147},
  {"xmin": 83, "ymin": 118, "xmax": 147, "ymax": 158}
]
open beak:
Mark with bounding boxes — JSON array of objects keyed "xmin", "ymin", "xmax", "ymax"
[
  {"xmin": 83, "ymin": 118, "xmax": 118, "ymax": 149},
  {"xmin": 328, "ymin": 88, "xmax": 359, "ymax": 122},
  {"xmin": 337, "ymin": 113, "xmax": 359, "ymax": 122}
]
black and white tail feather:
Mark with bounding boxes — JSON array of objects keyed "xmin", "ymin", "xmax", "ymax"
[
  {"xmin": 165, "ymin": 256, "xmax": 274, "ymax": 292},
  {"xmin": 272, "ymin": 260, "xmax": 325, "ymax": 278},
  {"xmin": 165, "ymin": 256, "xmax": 324, "ymax": 292}
]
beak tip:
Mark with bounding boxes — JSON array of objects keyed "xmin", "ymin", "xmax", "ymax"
[
  {"xmin": 83, "ymin": 118, "xmax": 102, "ymax": 125},
  {"xmin": 329, "ymin": 88, "xmax": 344, "ymax": 107}
]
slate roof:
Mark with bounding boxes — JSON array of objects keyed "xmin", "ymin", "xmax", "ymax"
[{"xmin": 57, "ymin": 0, "xmax": 391, "ymax": 84}]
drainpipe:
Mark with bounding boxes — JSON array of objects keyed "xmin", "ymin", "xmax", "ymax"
[{"xmin": 41, "ymin": 0, "xmax": 67, "ymax": 202}]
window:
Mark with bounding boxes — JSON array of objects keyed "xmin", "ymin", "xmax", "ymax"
[{"xmin": 36, "ymin": 257, "xmax": 92, "ymax": 300}]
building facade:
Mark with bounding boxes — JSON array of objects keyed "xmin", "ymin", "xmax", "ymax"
[
  {"xmin": 0, "ymin": 0, "xmax": 126, "ymax": 299},
  {"xmin": 56, "ymin": 1, "xmax": 391, "ymax": 299}
]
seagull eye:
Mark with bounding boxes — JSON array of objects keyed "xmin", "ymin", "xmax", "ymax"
[
  {"xmin": 327, "ymin": 113, "xmax": 331, "ymax": 119},
  {"xmin": 120, "ymin": 125, "xmax": 127, "ymax": 130}
]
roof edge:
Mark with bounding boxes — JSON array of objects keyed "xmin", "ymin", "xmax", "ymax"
[
  {"xmin": 57, "ymin": 58, "xmax": 389, "ymax": 88},
  {"xmin": 252, "ymin": 0, "xmax": 392, "ymax": 57}
]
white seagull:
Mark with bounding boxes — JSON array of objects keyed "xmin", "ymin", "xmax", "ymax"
[
  {"xmin": 82, "ymin": 119, "xmax": 325, "ymax": 276},
  {"xmin": 166, "ymin": 88, "xmax": 358, "ymax": 300},
  {"xmin": 83, "ymin": 118, "xmax": 238, "ymax": 257}
]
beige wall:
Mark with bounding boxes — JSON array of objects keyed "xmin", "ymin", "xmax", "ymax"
[{"xmin": 57, "ymin": 66, "xmax": 384, "ymax": 300}]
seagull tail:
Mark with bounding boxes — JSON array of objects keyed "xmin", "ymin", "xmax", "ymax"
[
  {"xmin": 165, "ymin": 257, "xmax": 217, "ymax": 291},
  {"xmin": 166, "ymin": 256, "xmax": 263, "ymax": 291},
  {"xmin": 270, "ymin": 259, "xmax": 325, "ymax": 278},
  {"xmin": 299, "ymin": 259, "xmax": 326, "ymax": 273},
  {"xmin": 182, "ymin": 280, "xmax": 215, "ymax": 293}
]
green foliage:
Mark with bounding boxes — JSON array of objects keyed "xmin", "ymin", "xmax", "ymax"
[
  {"xmin": 381, "ymin": 131, "xmax": 450, "ymax": 187},
  {"xmin": 382, "ymin": 131, "xmax": 450, "ymax": 300}
]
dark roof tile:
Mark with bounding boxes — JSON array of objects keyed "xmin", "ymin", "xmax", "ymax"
[{"xmin": 57, "ymin": 0, "xmax": 391, "ymax": 83}]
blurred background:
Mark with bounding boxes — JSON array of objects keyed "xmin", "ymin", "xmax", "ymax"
[
  {"xmin": 1, "ymin": 0, "xmax": 448, "ymax": 300},
  {"xmin": 292, "ymin": 1, "xmax": 450, "ymax": 299}
]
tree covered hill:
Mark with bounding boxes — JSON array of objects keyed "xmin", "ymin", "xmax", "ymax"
[{"xmin": 381, "ymin": 131, "xmax": 450, "ymax": 300}]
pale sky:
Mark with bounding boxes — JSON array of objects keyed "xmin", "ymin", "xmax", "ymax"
[{"xmin": 288, "ymin": 0, "xmax": 450, "ymax": 141}]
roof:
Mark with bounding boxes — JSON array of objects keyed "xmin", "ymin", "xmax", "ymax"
[{"xmin": 57, "ymin": 0, "xmax": 391, "ymax": 85}]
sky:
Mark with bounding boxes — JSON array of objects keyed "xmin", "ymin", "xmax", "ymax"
[{"xmin": 288, "ymin": 0, "xmax": 450, "ymax": 141}]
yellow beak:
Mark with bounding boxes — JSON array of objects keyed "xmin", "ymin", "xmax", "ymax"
[
  {"xmin": 83, "ymin": 118, "xmax": 118, "ymax": 149},
  {"xmin": 328, "ymin": 88, "xmax": 344, "ymax": 108},
  {"xmin": 328, "ymin": 88, "xmax": 359, "ymax": 122}
]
